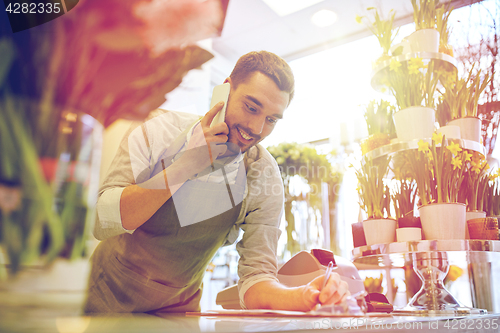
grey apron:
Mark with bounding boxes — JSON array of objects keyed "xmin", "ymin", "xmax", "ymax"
[{"xmin": 84, "ymin": 124, "xmax": 245, "ymax": 313}]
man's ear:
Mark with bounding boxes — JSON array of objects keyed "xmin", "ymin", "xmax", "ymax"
[{"xmin": 224, "ymin": 77, "xmax": 232, "ymax": 85}]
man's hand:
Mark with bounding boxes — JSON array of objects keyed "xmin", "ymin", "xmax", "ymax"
[
  {"xmin": 244, "ymin": 276, "xmax": 350, "ymax": 312},
  {"xmin": 301, "ymin": 272, "xmax": 350, "ymax": 311},
  {"xmin": 179, "ymin": 101, "xmax": 229, "ymax": 175}
]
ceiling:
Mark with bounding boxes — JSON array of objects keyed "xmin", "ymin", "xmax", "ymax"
[{"xmin": 212, "ymin": 0, "xmax": 483, "ymax": 64}]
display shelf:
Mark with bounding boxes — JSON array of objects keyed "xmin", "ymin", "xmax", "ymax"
[
  {"xmin": 371, "ymin": 52, "xmax": 458, "ymax": 91},
  {"xmin": 363, "ymin": 138, "xmax": 486, "ymax": 161},
  {"xmin": 352, "ymin": 240, "xmax": 500, "ymax": 316}
]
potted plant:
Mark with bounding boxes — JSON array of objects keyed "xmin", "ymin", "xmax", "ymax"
[
  {"xmin": 385, "ymin": 58, "xmax": 442, "ymax": 141},
  {"xmin": 463, "ymin": 152, "xmax": 491, "ymax": 221},
  {"xmin": 436, "ymin": 3, "xmax": 454, "ymax": 56},
  {"xmin": 446, "ymin": 65, "xmax": 491, "ymax": 142},
  {"xmin": 407, "ymin": 132, "xmax": 468, "ymax": 240},
  {"xmin": 391, "ymin": 177, "xmax": 422, "ymax": 242},
  {"xmin": 356, "ymin": 8, "xmax": 399, "ymax": 63},
  {"xmin": 354, "ymin": 156, "xmax": 395, "ymax": 246},
  {"xmin": 408, "ymin": 0, "xmax": 440, "ymax": 53},
  {"xmin": 484, "ymin": 170, "xmax": 500, "ymax": 219},
  {"xmin": 361, "ymin": 99, "xmax": 396, "ymax": 154}
]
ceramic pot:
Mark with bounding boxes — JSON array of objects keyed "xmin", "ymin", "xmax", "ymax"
[
  {"xmin": 466, "ymin": 211, "xmax": 487, "ymax": 239},
  {"xmin": 436, "ymin": 125, "xmax": 461, "ymax": 140},
  {"xmin": 418, "ymin": 202, "xmax": 466, "ymax": 240},
  {"xmin": 447, "ymin": 117, "xmax": 482, "ymax": 142},
  {"xmin": 396, "ymin": 227, "xmax": 422, "ymax": 242},
  {"xmin": 393, "ymin": 106, "xmax": 435, "ymax": 141},
  {"xmin": 467, "ymin": 217, "xmax": 499, "ymax": 240},
  {"xmin": 351, "ymin": 222, "xmax": 367, "ymax": 247},
  {"xmin": 407, "ymin": 28, "xmax": 440, "ymax": 53},
  {"xmin": 362, "ymin": 218, "xmax": 396, "ymax": 246}
]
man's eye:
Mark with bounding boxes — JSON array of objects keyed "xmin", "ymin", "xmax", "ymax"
[
  {"xmin": 267, "ymin": 117, "xmax": 278, "ymax": 124},
  {"xmin": 246, "ymin": 104, "xmax": 257, "ymax": 112}
]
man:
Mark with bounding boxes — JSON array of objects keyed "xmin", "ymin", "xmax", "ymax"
[{"xmin": 84, "ymin": 51, "xmax": 349, "ymax": 313}]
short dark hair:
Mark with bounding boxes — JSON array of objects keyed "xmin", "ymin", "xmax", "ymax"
[{"xmin": 229, "ymin": 51, "xmax": 295, "ymax": 105}]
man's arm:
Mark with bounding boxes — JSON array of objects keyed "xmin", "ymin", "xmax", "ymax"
[{"xmin": 244, "ymin": 274, "xmax": 349, "ymax": 312}]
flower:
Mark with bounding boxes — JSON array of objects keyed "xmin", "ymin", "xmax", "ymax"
[
  {"xmin": 463, "ymin": 151, "xmax": 473, "ymax": 162},
  {"xmin": 446, "ymin": 142, "xmax": 462, "ymax": 156},
  {"xmin": 408, "ymin": 57, "xmax": 425, "ymax": 69},
  {"xmin": 389, "ymin": 58, "xmax": 402, "ymax": 72},
  {"xmin": 418, "ymin": 140, "xmax": 430, "ymax": 152},
  {"xmin": 451, "ymin": 156, "xmax": 462, "ymax": 170},
  {"xmin": 432, "ymin": 132, "xmax": 443, "ymax": 144}
]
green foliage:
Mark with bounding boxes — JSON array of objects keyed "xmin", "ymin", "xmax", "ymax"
[
  {"xmin": 356, "ymin": 8, "xmax": 399, "ymax": 55},
  {"xmin": 354, "ymin": 156, "xmax": 391, "ymax": 219},
  {"xmin": 411, "ymin": 0, "xmax": 439, "ymax": 30},
  {"xmin": 363, "ymin": 99, "xmax": 396, "ymax": 137}
]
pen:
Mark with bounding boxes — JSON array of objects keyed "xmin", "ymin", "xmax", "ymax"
[{"xmin": 321, "ymin": 261, "xmax": 334, "ymax": 291}]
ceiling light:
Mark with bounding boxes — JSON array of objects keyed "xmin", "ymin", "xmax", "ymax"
[
  {"xmin": 311, "ymin": 9, "xmax": 338, "ymax": 27},
  {"xmin": 263, "ymin": 0, "xmax": 324, "ymax": 17}
]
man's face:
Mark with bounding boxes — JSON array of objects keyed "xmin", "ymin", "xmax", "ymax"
[{"xmin": 223, "ymin": 71, "xmax": 289, "ymax": 154}]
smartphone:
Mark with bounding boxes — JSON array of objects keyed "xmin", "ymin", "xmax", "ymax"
[{"xmin": 210, "ymin": 83, "xmax": 230, "ymax": 127}]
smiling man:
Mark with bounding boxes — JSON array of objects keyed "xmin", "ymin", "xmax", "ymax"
[{"xmin": 84, "ymin": 51, "xmax": 349, "ymax": 314}]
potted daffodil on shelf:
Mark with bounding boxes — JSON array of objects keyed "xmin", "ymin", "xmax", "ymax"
[
  {"xmin": 384, "ymin": 57, "xmax": 443, "ymax": 142},
  {"xmin": 463, "ymin": 152, "xmax": 491, "ymax": 218},
  {"xmin": 439, "ymin": 65, "xmax": 491, "ymax": 142},
  {"xmin": 361, "ymin": 99, "xmax": 397, "ymax": 155},
  {"xmin": 408, "ymin": 0, "xmax": 440, "ymax": 53},
  {"xmin": 354, "ymin": 156, "xmax": 396, "ymax": 246},
  {"xmin": 407, "ymin": 132, "xmax": 469, "ymax": 240},
  {"xmin": 356, "ymin": 7, "xmax": 399, "ymax": 63}
]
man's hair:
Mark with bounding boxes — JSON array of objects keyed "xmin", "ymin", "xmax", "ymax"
[{"xmin": 229, "ymin": 51, "xmax": 295, "ymax": 105}]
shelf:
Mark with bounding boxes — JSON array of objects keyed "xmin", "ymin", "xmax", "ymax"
[
  {"xmin": 352, "ymin": 239, "xmax": 500, "ymax": 266},
  {"xmin": 371, "ymin": 52, "xmax": 458, "ymax": 92},
  {"xmin": 363, "ymin": 138, "xmax": 486, "ymax": 161}
]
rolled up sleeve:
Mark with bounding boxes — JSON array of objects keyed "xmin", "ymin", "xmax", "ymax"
[{"xmin": 236, "ymin": 150, "xmax": 284, "ymax": 309}]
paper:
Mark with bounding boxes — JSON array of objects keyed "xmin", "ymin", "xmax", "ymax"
[{"xmin": 186, "ymin": 309, "xmax": 392, "ymax": 318}]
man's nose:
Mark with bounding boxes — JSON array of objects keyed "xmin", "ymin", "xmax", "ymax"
[{"xmin": 248, "ymin": 116, "xmax": 265, "ymax": 135}]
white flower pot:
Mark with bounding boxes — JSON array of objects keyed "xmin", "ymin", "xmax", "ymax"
[
  {"xmin": 407, "ymin": 29, "xmax": 440, "ymax": 53},
  {"xmin": 418, "ymin": 203, "xmax": 466, "ymax": 240},
  {"xmin": 393, "ymin": 106, "xmax": 436, "ymax": 141},
  {"xmin": 362, "ymin": 218, "xmax": 396, "ymax": 246},
  {"xmin": 396, "ymin": 227, "xmax": 422, "ymax": 242},
  {"xmin": 447, "ymin": 117, "xmax": 482, "ymax": 142},
  {"xmin": 436, "ymin": 125, "xmax": 461, "ymax": 140}
]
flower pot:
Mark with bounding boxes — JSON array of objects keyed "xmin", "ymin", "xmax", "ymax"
[
  {"xmin": 351, "ymin": 222, "xmax": 367, "ymax": 247},
  {"xmin": 467, "ymin": 217, "xmax": 499, "ymax": 240},
  {"xmin": 396, "ymin": 227, "xmax": 422, "ymax": 242},
  {"xmin": 362, "ymin": 218, "xmax": 396, "ymax": 246},
  {"xmin": 418, "ymin": 202, "xmax": 466, "ymax": 240},
  {"xmin": 397, "ymin": 216, "xmax": 421, "ymax": 228},
  {"xmin": 407, "ymin": 29, "xmax": 440, "ymax": 53},
  {"xmin": 466, "ymin": 211, "xmax": 486, "ymax": 239},
  {"xmin": 393, "ymin": 106, "xmax": 435, "ymax": 141},
  {"xmin": 436, "ymin": 125, "xmax": 461, "ymax": 140},
  {"xmin": 447, "ymin": 117, "xmax": 482, "ymax": 142}
]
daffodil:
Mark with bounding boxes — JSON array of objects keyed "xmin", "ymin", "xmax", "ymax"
[
  {"xmin": 408, "ymin": 57, "xmax": 425, "ymax": 69},
  {"xmin": 389, "ymin": 58, "xmax": 401, "ymax": 72},
  {"xmin": 355, "ymin": 15, "xmax": 363, "ymax": 24},
  {"xmin": 432, "ymin": 132, "xmax": 443, "ymax": 144},
  {"xmin": 451, "ymin": 156, "xmax": 462, "ymax": 170},
  {"xmin": 471, "ymin": 160, "xmax": 481, "ymax": 174},
  {"xmin": 446, "ymin": 142, "xmax": 462, "ymax": 156},
  {"xmin": 408, "ymin": 65, "xmax": 420, "ymax": 75},
  {"xmin": 462, "ymin": 151, "xmax": 473, "ymax": 162},
  {"xmin": 418, "ymin": 140, "xmax": 430, "ymax": 152}
]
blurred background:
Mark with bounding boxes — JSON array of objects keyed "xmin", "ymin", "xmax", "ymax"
[{"xmin": 0, "ymin": 0, "xmax": 499, "ymax": 322}]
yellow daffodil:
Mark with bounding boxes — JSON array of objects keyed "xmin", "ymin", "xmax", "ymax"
[
  {"xmin": 389, "ymin": 58, "xmax": 401, "ymax": 72},
  {"xmin": 355, "ymin": 15, "xmax": 363, "ymax": 24},
  {"xmin": 451, "ymin": 156, "xmax": 462, "ymax": 170},
  {"xmin": 432, "ymin": 132, "xmax": 443, "ymax": 144},
  {"xmin": 446, "ymin": 142, "xmax": 462, "ymax": 156},
  {"xmin": 408, "ymin": 65, "xmax": 420, "ymax": 75},
  {"xmin": 446, "ymin": 265, "xmax": 463, "ymax": 282},
  {"xmin": 471, "ymin": 160, "xmax": 481, "ymax": 174},
  {"xmin": 462, "ymin": 151, "xmax": 473, "ymax": 162},
  {"xmin": 418, "ymin": 140, "xmax": 430, "ymax": 152},
  {"xmin": 408, "ymin": 57, "xmax": 425, "ymax": 69}
]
